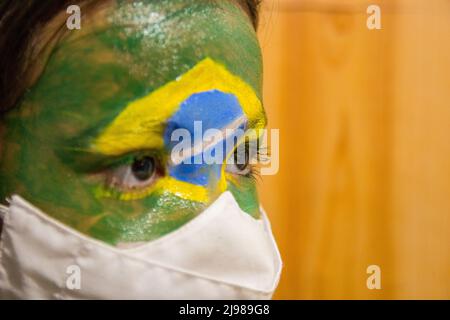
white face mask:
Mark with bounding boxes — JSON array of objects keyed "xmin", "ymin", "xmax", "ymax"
[{"xmin": 0, "ymin": 191, "xmax": 282, "ymax": 299}]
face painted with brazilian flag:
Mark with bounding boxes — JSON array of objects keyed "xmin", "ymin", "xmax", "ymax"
[{"xmin": 0, "ymin": 0, "xmax": 266, "ymax": 245}]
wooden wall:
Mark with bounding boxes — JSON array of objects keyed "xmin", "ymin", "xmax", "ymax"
[{"xmin": 257, "ymin": 0, "xmax": 450, "ymax": 299}]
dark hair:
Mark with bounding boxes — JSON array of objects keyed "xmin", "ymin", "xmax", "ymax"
[
  {"xmin": 0, "ymin": 0, "xmax": 261, "ymax": 116},
  {"xmin": 241, "ymin": 0, "xmax": 261, "ymax": 29}
]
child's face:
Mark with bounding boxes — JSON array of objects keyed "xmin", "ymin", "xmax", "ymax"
[{"xmin": 0, "ymin": 0, "xmax": 266, "ymax": 245}]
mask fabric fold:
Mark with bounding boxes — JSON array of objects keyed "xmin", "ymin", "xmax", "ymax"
[{"xmin": 0, "ymin": 191, "xmax": 282, "ymax": 299}]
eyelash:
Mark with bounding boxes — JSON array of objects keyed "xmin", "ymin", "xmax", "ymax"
[
  {"xmin": 245, "ymin": 163, "xmax": 261, "ymax": 181},
  {"xmin": 225, "ymin": 140, "xmax": 264, "ymax": 182}
]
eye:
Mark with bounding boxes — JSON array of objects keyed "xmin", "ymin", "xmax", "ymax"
[
  {"xmin": 107, "ymin": 156, "xmax": 161, "ymax": 191},
  {"xmin": 225, "ymin": 143, "xmax": 252, "ymax": 176}
]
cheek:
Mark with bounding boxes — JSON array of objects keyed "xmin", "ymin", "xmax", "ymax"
[
  {"xmin": 88, "ymin": 191, "xmax": 206, "ymax": 244},
  {"xmin": 226, "ymin": 174, "xmax": 260, "ymax": 218}
]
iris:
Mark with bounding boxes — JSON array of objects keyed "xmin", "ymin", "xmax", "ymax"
[{"xmin": 131, "ymin": 156, "xmax": 155, "ymax": 181}]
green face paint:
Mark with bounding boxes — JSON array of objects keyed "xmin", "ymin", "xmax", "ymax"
[{"xmin": 0, "ymin": 0, "xmax": 265, "ymax": 245}]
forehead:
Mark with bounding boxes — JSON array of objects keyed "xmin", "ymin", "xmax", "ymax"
[{"xmin": 24, "ymin": 0, "xmax": 263, "ymax": 144}]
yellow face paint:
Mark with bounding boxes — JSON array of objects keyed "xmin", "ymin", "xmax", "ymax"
[
  {"xmin": 91, "ymin": 58, "xmax": 266, "ymax": 156},
  {"xmin": 95, "ymin": 176, "xmax": 209, "ymax": 203}
]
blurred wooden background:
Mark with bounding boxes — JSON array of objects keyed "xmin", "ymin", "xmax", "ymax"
[{"xmin": 257, "ymin": 0, "xmax": 450, "ymax": 299}]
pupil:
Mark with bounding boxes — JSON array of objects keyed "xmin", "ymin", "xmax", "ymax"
[{"xmin": 131, "ymin": 156, "xmax": 155, "ymax": 181}]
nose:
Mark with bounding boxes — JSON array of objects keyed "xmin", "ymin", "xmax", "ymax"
[{"xmin": 164, "ymin": 90, "xmax": 247, "ymax": 187}]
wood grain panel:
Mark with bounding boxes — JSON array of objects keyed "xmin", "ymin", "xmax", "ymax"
[{"xmin": 258, "ymin": 0, "xmax": 450, "ymax": 299}]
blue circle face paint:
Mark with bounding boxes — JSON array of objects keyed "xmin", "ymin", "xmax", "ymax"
[{"xmin": 164, "ymin": 90, "xmax": 248, "ymax": 186}]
